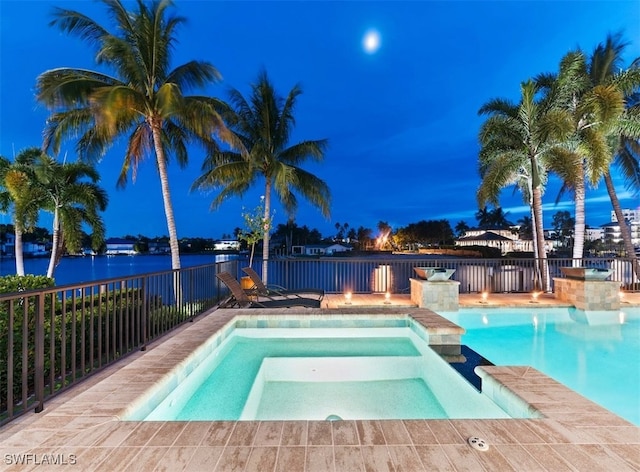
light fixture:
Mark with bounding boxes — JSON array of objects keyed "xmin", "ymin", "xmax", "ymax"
[
  {"xmin": 480, "ymin": 291, "xmax": 488, "ymax": 304},
  {"xmin": 619, "ymin": 290, "xmax": 625, "ymax": 303},
  {"xmin": 344, "ymin": 291, "xmax": 352, "ymax": 305},
  {"xmin": 530, "ymin": 291, "xmax": 540, "ymax": 303},
  {"xmin": 384, "ymin": 292, "xmax": 391, "ymax": 304}
]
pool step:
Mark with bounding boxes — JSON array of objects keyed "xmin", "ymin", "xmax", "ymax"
[{"xmin": 430, "ymin": 345, "xmax": 494, "ymax": 391}]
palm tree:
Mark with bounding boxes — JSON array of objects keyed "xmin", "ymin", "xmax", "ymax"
[
  {"xmin": 192, "ymin": 70, "xmax": 331, "ymax": 283},
  {"xmin": 587, "ymin": 34, "xmax": 640, "ymax": 280},
  {"xmin": 0, "ymin": 149, "xmax": 46, "ymax": 276},
  {"xmin": 542, "ymin": 48, "xmax": 627, "ymax": 262},
  {"xmin": 36, "ymin": 0, "xmax": 233, "ymax": 270},
  {"xmin": 454, "ymin": 221, "xmax": 470, "ymax": 238},
  {"xmin": 477, "ymin": 80, "xmax": 572, "ymax": 290},
  {"xmin": 33, "ymin": 155, "xmax": 108, "ymax": 278},
  {"xmin": 517, "ymin": 216, "xmax": 533, "ymax": 240}
]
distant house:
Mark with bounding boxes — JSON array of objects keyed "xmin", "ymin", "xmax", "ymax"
[
  {"xmin": 601, "ymin": 220, "xmax": 640, "ymax": 247},
  {"xmin": 291, "ymin": 243, "xmax": 351, "ymax": 256},
  {"xmin": 105, "ymin": 238, "xmax": 137, "ymax": 255},
  {"xmin": 456, "ymin": 229, "xmax": 553, "ymax": 255},
  {"xmin": 1, "ymin": 232, "xmax": 15, "ymax": 256},
  {"xmin": 213, "ymin": 240, "xmax": 240, "ymax": 251},
  {"xmin": 148, "ymin": 241, "xmax": 170, "ymax": 254}
]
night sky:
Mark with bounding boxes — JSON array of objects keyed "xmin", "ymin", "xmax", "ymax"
[{"xmin": 1, "ymin": 0, "xmax": 639, "ymax": 239}]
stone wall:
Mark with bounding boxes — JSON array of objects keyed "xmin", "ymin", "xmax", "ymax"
[
  {"xmin": 554, "ymin": 277, "xmax": 621, "ymax": 311},
  {"xmin": 410, "ymin": 278, "xmax": 460, "ymax": 311}
]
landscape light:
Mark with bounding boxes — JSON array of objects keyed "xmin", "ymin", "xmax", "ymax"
[
  {"xmin": 344, "ymin": 291, "xmax": 352, "ymax": 305},
  {"xmin": 530, "ymin": 291, "xmax": 540, "ymax": 303}
]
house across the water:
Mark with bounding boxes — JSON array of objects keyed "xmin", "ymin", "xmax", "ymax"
[{"xmin": 105, "ymin": 238, "xmax": 137, "ymax": 256}]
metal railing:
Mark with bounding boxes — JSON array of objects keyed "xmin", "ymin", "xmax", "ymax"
[
  {"xmin": 0, "ymin": 259, "xmax": 236, "ymax": 426},
  {"xmin": 2, "ymin": 254, "xmax": 637, "ymax": 426},
  {"xmin": 248, "ymin": 256, "xmax": 640, "ymax": 294}
]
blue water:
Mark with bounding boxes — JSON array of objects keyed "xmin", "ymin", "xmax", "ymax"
[
  {"xmin": 176, "ymin": 336, "xmax": 421, "ymax": 420},
  {"xmin": 0, "ymin": 254, "xmax": 233, "ymax": 286},
  {"xmin": 439, "ymin": 307, "xmax": 640, "ymax": 426}
]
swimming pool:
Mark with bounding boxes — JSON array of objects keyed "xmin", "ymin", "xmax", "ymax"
[
  {"xmin": 438, "ymin": 306, "xmax": 640, "ymax": 426},
  {"xmin": 123, "ymin": 315, "xmax": 518, "ymax": 421}
]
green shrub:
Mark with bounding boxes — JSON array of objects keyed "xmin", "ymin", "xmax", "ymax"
[{"xmin": 0, "ymin": 275, "xmax": 54, "ymax": 294}]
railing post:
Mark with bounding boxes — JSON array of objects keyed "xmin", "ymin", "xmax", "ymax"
[
  {"xmin": 140, "ymin": 277, "xmax": 147, "ymax": 351},
  {"xmin": 34, "ymin": 293, "xmax": 45, "ymax": 413}
]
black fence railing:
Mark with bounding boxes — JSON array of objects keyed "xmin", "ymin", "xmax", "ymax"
[
  {"xmin": 2, "ymin": 255, "xmax": 637, "ymax": 426},
  {"xmin": 245, "ymin": 256, "xmax": 639, "ymax": 294},
  {"xmin": 0, "ymin": 259, "xmax": 236, "ymax": 427}
]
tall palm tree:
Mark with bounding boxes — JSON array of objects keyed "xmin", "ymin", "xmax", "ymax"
[
  {"xmin": 0, "ymin": 149, "xmax": 46, "ymax": 276},
  {"xmin": 193, "ymin": 70, "xmax": 331, "ymax": 283},
  {"xmin": 33, "ymin": 155, "xmax": 108, "ymax": 278},
  {"xmin": 542, "ymin": 48, "xmax": 626, "ymax": 262},
  {"xmin": 587, "ymin": 34, "xmax": 640, "ymax": 280},
  {"xmin": 36, "ymin": 0, "xmax": 233, "ymax": 270},
  {"xmin": 477, "ymin": 80, "xmax": 573, "ymax": 290}
]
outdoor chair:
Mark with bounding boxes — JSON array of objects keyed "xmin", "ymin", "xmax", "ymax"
[
  {"xmin": 241, "ymin": 267, "xmax": 325, "ymax": 302},
  {"xmin": 216, "ymin": 272, "xmax": 321, "ymax": 308}
]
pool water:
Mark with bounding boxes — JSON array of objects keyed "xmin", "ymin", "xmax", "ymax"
[
  {"xmin": 439, "ymin": 307, "xmax": 640, "ymax": 426},
  {"xmin": 176, "ymin": 336, "xmax": 422, "ymax": 420},
  {"xmin": 126, "ymin": 319, "xmax": 514, "ymax": 421}
]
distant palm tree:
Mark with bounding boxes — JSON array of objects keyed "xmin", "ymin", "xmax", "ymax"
[
  {"xmin": 36, "ymin": 0, "xmax": 233, "ymax": 270},
  {"xmin": 0, "ymin": 149, "xmax": 46, "ymax": 276},
  {"xmin": 33, "ymin": 155, "xmax": 108, "ymax": 278},
  {"xmin": 454, "ymin": 221, "xmax": 470, "ymax": 238},
  {"xmin": 193, "ymin": 70, "xmax": 330, "ymax": 283},
  {"xmin": 474, "ymin": 207, "xmax": 513, "ymax": 230}
]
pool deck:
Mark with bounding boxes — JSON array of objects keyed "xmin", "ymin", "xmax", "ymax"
[{"xmin": 1, "ymin": 294, "xmax": 639, "ymax": 471}]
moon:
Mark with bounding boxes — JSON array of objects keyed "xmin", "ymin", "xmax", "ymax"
[{"xmin": 363, "ymin": 29, "xmax": 381, "ymax": 54}]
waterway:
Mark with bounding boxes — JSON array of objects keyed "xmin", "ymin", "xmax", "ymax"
[{"xmin": 0, "ymin": 254, "xmax": 237, "ymax": 286}]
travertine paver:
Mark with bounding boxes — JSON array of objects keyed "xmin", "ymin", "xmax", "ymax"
[{"xmin": 0, "ymin": 298, "xmax": 639, "ymax": 471}]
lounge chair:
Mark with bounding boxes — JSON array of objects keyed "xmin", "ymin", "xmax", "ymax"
[
  {"xmin": 242, "ymin": 267, "xmax": 325, "ymax": 302},
  {"xmin": 216, "ymin": 272, "xmax": 321, "ymax": 308}
]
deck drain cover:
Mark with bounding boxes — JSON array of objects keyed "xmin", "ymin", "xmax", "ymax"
[{"xmin": 468, "ymin": 436, "xmax": 489, "ymax": 451}]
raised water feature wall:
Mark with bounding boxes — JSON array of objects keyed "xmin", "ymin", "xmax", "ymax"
[
  {"xmin": 410, "ymin": 278, "xmax": 460, "ymax": 311},
  {"xmin": 554, "ymin": 277, "xmax": 621, "ymax": 310}
]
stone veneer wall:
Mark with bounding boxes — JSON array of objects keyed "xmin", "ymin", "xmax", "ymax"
[
  {"xmin": 553, "ymin": 277, "xmax": 621, "ymax": 311},
  {"xmin": 410, "ymin": 278, "xmax": 460, "ymax": 311}
]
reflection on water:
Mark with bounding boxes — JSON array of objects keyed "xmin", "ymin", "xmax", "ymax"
[{"xmin": 438, "ymin": 307, "xmax": 640, "ymax": 426}]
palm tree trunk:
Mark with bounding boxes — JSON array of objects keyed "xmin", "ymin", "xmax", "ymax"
[
  {"xmin": 14, "ymin": 224, "xmax": 25, "ymax": 276},
  {"xmin": 150, "ymin": 121, "xmax": 181, "ymax": 271},
  {"xmin": 572, "ymin": 175, "xmax": 586, "ymax": 264},
  {"xmin": 532, "ymin": 186, "xmax": 550, "ymax": 291},
  {"xmin": 529, "ymin": 205, "xmax": 542, "ymax": 289},
  {"xmin": 262, "ymin": 180, "xmax": 272, "ymax": 285},
  {"xmin": 46, "ymin": 209, "xmax": 60, "ymax": 278},
  {"xmin": 604, "ymin": 170, "xmax": 640, "ymax": 282}
]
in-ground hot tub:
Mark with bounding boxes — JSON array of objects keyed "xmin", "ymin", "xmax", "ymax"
[
  {"xmin": 122, "ymin": 315, "xmax": 526, "ymax": 421},
  {"xmin": 560, "ymin": 267, "xmax": 613, "ymax": 281},
  {"xmin": 413, "ymin": 267, "xmax": 456, "ymax": 281}
]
